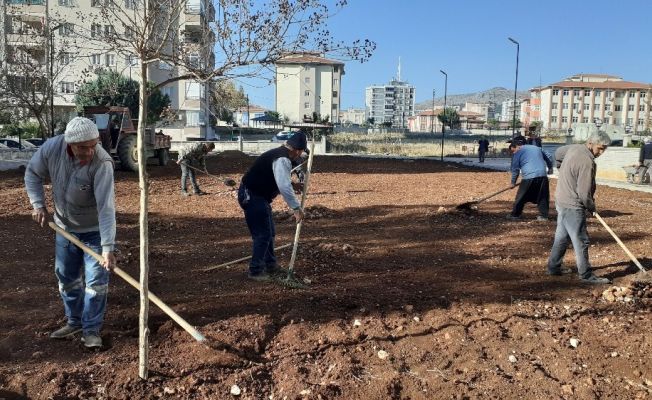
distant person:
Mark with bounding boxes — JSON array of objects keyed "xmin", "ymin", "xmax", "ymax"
[
  {"xmin": 477, "ymin": 136, "xmax": 490, "ymax": 163},
  {"xmin": 24, "ymin": 117, "xmax": 116, "ymax": 349},
  {"xmin": 507, "ymin": 136, "xmax": 553, "ymax": 221},
  {"xmin": 526, "ymin": 132, "xmax": 542, "ymax": 147},
  {"xmin": 637, "ymin": 137, "xmax": 652, "ymax": 185},
  {"xmin": 547, "ymin": 132, "xmax": 612, "ymax": 284},
  {"xmin": 176, "ymin": 142, "xmax": 215, "ymax": 196},
  {"xmin": 238, "ymin": 132, "xmax": 307, "ymax": 281}
]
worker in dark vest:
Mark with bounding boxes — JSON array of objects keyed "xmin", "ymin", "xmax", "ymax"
[{"xmin": 238, "ymin": 132, "xmax": 307, "ymax": 281}]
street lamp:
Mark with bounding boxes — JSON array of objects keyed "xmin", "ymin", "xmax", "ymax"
[
  {"xmin": 508, "ymin": 37, "xmax": 519, "ymax": 138},
  {"xmin": 440, "ymin": 70, "xmax": 447, "ymax": 161},
  {"xmin": 49, "ymin": 23, "xmax": 65, "ymax": 136}
]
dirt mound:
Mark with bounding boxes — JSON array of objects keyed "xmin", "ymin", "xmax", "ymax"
[
  {"xmin": 274, "ymin": 204, "xmax": 335, "ymax": 221},
  {"xmin": 602, "ymin": 281, "xmax": 652, "ymax": 303}
]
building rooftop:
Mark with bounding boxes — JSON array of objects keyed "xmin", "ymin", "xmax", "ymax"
[
  {"xmin": 276, "ymin": 53, "xmax": 344, "ymax": 66},
  {"xmin": 548, "ymin": 80, "xmax": 652, "ymax": 90}
]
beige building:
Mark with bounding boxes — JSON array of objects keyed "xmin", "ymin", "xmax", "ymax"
[
  {"xmin": 339, "ymin": 108, "xmax": 365, "ymax": 125},
  {"xmin": 275, "ymin": 52, "xmax": 344, "ymax": 124},
  {"xmin": 1, "ymin": 0, "xmax": 215, "ymax": 140},
  {"xmin": 537, "ymin": 74, "xmax": 652, "ymax": 133}
]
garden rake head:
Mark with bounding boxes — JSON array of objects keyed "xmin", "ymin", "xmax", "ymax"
[{"xmin": 275, "ymin": 270, "xmax": 308, "ymax": 289}]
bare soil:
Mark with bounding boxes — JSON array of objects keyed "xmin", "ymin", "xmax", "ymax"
[{"xmin": 1, "ymin": 152, "xmax": 652, "ymax": 400}]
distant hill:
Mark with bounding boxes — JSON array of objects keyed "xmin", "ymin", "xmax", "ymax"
[{"xmin": 415, "ymin": 87, "xmax": 530, "ymax": 110}]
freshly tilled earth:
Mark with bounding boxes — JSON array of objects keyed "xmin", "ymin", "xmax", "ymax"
[{"xmin": 1, "ymin": 151, "xmax": 651, "ymax": 400}]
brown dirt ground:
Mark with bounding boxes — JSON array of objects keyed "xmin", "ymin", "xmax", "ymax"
[{"xmin": 1, "ymin": 151, "xmax": 652, "ymax": 400}]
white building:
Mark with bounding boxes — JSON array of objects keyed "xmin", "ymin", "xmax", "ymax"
[
  {"xmin": 1, "ymin": 0, "xmax": 215, "ymax": 140},
  {"xmin": 536, "ymin": 74, "xmax": 652, "ymax": 133},
  {"xmin": 275, "ymin": 52, "xmax": 344, "ymax": 124},
  {"xmin": 339, "ymin": 108, "xmax": 365, "ymax": 125},
  {"xmin": 500, "ymin": 99, "xmax": 520, "ymax": 123},
  {"xmin": 365, "ymin": 79, "xmax": 415, "ymax": 128}
]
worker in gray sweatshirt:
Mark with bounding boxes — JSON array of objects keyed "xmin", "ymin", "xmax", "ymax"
[
  {"xmin": 547, "ymin": 131, "xmax": 612, "ymax": 284},
  {"xmin": 25, "ymin": 117, "xmax": 116, "ymax": 349}
]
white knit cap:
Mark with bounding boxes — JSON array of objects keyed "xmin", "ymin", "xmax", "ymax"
[
  {"xmin": 64, "ymin": 117, "xmax": 99, "ymax": 143},
  {"xmin": 645, "ymin": 137, "xmax": 652, "ymax": 144}
]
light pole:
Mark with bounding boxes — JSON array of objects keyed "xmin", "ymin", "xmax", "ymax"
[
  {"xmin": 48, "ymin": 23, "xmax": 64, "ymax": 136},
  {"xmin": 508, "ymin": 37, "xmax": 519, "ymax": 137},
  {"xmin": 440, "ymin": 70, "xmax": 447, "ymax": 161},
  {"xmin": 430, "ymin": 89, "xmax": 435, "ymax": 134}
]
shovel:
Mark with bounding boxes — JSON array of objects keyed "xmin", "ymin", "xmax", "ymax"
[
  {"xmin": 593, "ymin": 212, "xmax": 648, "ymax": 275},
  {"xmin": 456, "ymin": 183, "xmax": 520, "ymax": 211},
  {"xmin": 182, "ymin": 162, "xmax": 237, "ymax": 187}
]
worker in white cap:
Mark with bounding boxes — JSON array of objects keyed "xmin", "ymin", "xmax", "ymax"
[
  {"xmin": 638, "ymin": 136, "xmax": 652, "ymax": 185},
  {"xmin": 24, "ymin": 117, "xmax": 116, "ymax": 349}
]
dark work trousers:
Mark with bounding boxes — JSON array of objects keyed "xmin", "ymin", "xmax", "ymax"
[
  {"xmin": 180, "ymin": 163, "xmax": 200, "ymax": 193},
  {"xmin": 547, "ymin": 206, "xmax": 592, "ymax": 278},
  {"xmin": 479, "ymin": 150, "xmax": 486, "ymax": 163},
  {"xmin": 638, "ymin": 160, "xmax": 652, "ymax": 184},
  {"xmin": 511, "ymin": 176, "xmax": 550, "ymax": 218},
  {"xmin": 238, "ymin": 184, "xmax": 276, "ymax": 275}
]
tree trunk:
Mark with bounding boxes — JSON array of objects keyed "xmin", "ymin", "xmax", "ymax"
[{"xmin": 137, "ymin": 60, "xmax": 150, "ymax": 380}]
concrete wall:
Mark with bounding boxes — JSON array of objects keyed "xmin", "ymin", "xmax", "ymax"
[
  {"xmin": 595, "ymin": 147, "xmax": 640, "ymax": 181},
  {"xmin": 171, "ymin": 137, "xmax": 327, "ymax": 155}
]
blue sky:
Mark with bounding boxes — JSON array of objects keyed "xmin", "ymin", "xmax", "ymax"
[{"xmin": 237, "ymin": 0, "xmax": 652, "ymax": 109}]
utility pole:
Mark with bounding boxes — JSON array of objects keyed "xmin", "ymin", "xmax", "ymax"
[
  {"xmin": 440, "ymin": 70, "xmax": 447, "ymax": 161},
  {"xmin": 508, "ymin": 37, "xmax": 520, "ymax": 137},
  {"xmin": 246, "ymin": 94, "xmax": 250, "ymax": 128},
  {"xmin": 431, "ymin": 89, "xmax": 435, "ymax": 133}
]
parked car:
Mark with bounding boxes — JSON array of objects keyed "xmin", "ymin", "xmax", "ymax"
[
  {"xmin": 25, "ymin": 138, "xmax": 46, "ymax": 147},
  {"xmin": 271, "ymin": 131, "xmax": 294, "ymax": 142},
  {"xmin": 0, "ymin": 143, "xmax": 9, "ymax": 149},
  {"xmin": 0, "ymin": 138, "xmax": 35, "ymax": 150}
]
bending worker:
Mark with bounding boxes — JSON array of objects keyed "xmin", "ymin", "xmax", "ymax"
[
  {"xmin": 238, "ymin": 132, "xmax": 307, "ymax": 281},
  {"xmin": 24, "ymin": 117, "xmax": 116, "ymax": 349},
  {"xmin": 176, "ymin": 142, "xmax": 215, "ymax": 196},
  {"xmin": 507, "ymin": 136, "xmax": 553, "ymax": 221}
]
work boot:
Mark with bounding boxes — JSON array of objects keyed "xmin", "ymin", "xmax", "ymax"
[
  {"xmin": 580, "ymin": 274, "xmax": 611, "ymax": 284},
  {"xmin": 50, "ymin": 324, "xmax": 82, "ymax": 339},
  {"xmin": 546, "ymin": 268, "xmax": 574, "ymax": 276},
  {"xmin": 536, "ymin": 216, "xmax": 549, "ymax": 221},
  {"xmin": 81, "ymin": 332, "xmax": 103, "ymax": 349},
  {"xmin": 181, "ymin": 190, "xmax": 190, "ymax": 197},
  {"xmin": 248, "ymin": 271, "xmax": 271, "ymax": 282},
  {"xmin": 194, "ymin": 189, "xmax": 207, "ymax": 196},
  {"xmin": 506, "ymin": 214, "xmax": 522, "ymax": 221}
]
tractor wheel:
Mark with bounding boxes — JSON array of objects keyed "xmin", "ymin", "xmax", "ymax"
[
  {"xmin": 158, "ymin": 148, "xmax": 170, "ymax": 166},
  {"xmin": 117, "ymin": 135, "xmax": 138, "ymax": 172}
]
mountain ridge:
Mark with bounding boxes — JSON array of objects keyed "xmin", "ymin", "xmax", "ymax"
[{"xmin": 415, "ymin": 87, "xmax": 530, "ymax": 110}]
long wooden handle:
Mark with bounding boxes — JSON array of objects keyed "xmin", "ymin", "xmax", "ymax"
[
  {"xmin": 288, "ymin": 141, "xmax": 316, "ymax": 273},
  {"xmin": 202, "ymin": 243, "xmax": 293, "ymax": 272},
  {"xmin": 48, "ymin": 222, "xmax": 207, "ymax": 342},
  {"xmin": 183, "ymin": 163, "xmax": 233, "ymax": 184},
  {"xmin": 593, "ymin": 213, "xmax": 648, "ymax": 274},
  {"xmin": 475, "ymin": 183, "xmax": 519, "ymax": 204}
]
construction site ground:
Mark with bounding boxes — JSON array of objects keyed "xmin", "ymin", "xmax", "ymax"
[{"xmin": 1, "ymin": 151, "xmax": 651, "ymax": 400}]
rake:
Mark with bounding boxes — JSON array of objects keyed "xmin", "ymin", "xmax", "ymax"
[{"xmin": 455, "ymin": 183, "xmax": 519, "ymax": 211}]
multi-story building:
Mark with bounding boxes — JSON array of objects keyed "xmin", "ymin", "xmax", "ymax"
[
  {"xmin": 500, "ymin": 99, "xmax": 520, "ymax": 123},
  {"xmin": 233, "ymin": 105, "xmax": 266, "ymax": 127},
  {"xmin": 463, "ymin": 102, "xmax": 491, "ymax": 122},
  {"xmin": 365, "ymin": 79, "xmax": 415, "ymax": 128},
  {"xmin": 1, "ymin": 0, "xmax": 215, "ymax": 140},
  {"xmin": 537, "ymin": 74, "xmax": 652, "ymax": 133},
  {"xmin": 339, "ymin": 108, "xmax": 365, "ymax": 125},
  {"xmin": 275, "ymin": 52, "xmax": 344, "ymax": 124}
]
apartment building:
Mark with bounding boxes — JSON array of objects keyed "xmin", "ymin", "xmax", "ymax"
[
  {"xmin": 499, "ymin": 98, "xmax": 520, "ymax": 123},
  {"xmin": 275, "ymin": 52, "xmax": 344, "ymax": 124},
  {"xmin": 537, "ymin": 74, "xmax": 652, "ymax": 133},
  {"xmin": 1, "ymin": 0, "xmax": 215, "ymax": 140},
  {"xmin": 365, "ymin": 79, "xmax": 415, "ymax": 128}
]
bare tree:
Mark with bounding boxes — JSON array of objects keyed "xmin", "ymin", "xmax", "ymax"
[{"xmin": 74, "ymin": 0, "xmax": 375, "ymax": 379}]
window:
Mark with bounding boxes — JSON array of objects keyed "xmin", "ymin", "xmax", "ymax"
[
  {"xmin": 584, "ymin": 90, "xmax": 591, "ymax": 96},
  {"xmin": 615, "ymin": 91, "xmax": 623, "ymax": 98},
  {"xmin": 582, "ymin": 117, "xmax": 588, "ymax": 123},
  {"xmin": 640, "ymin": 105, "xmax": 645, "ymax": 112},
  {"xmin": 123, "ymin": 25, "xmax": 135, "ymax": 40},
  {"xmin": 627, "ymin": 118, "xmax": 633, "ymax": 125},
  {"xmin": 593, "ymin": 102, "xmax": 600, "ymax": 109},
  {"xmin": 105, "ymin": 53, "xmax": 115, "ymax": 66},
  {"xmin": 332, "ymin": 104, "xmax": 338, "ymax": 110},
  {"xmin": 628, "ymin": 104, "xmax": 635, "ymax": 111},
  {"xmin": 58, "ymin": 0, "xmax": 72, "ymax": 6},
  {"xmin": 125, "ymin": 54, "xmax": 138, "ymax": 66},
  {"xmin": 59, "ymin": 82, "xmax": 74, "ymax": 93},
  {"xmin": 158, "ymin": 60, "xmax": 173, "ymax": 70},
  {"xmin": 562, "ymin": 103, "xmax": 568, "ymax": 110},
  {"xmin": 186, "ymin": 111, "xmax": 200, "ymax": 126},
  {"xmin": 91, "ymin": 24, "xmax": 102, "ymax": 38},
  {"xmin": 551, "ymin": 102, "xmax": 558, "ymax": 110},
  {"xmin": 573, "ymin": 89, "xmax": 580, "ymax": 96},
  {"xmin": 604, "ymin": 104, "xmax": 610, "ymax": 111},
  {"xmin": 629, "ymin": 92, "xmax": 636, "ymax": 98},
  {"xmin": 91, "ymin": 54, "xmax": 101, "ymax": 65},
  {"xmin": 572, "ymin": 116, "xmax": 578, "ymax": 123},
  {"xmin": 583, "ymin": 103, "xmax": 590, "ymax": 111},
  {"xmin": 186, "ymin": 81, "xmax": 201, "ymax": 99},
  {"xmin": 304, "ymin": 90, "xmax": 310, "ymax": 97},
  {"xmin": 552, "ymin": 89, "xmax": 559, "ymax": 96},
  {"xmin": 304, "ymin": 77, "xmax": 310, "ymax": 84},
  {"xmin": 59, "ymin": 23, "xmax": 74, "ymax": 36},
  {"xmin": 641, "ymin": 92, "xmax": 647, "ymax": 98},
  {"xmin": 594, "ymin": 90, "xmax": 601, "ymax": 97},
  {"xmin": 59, "ymin": 52, "xmax": 72, "ymax": 65},
  {"xmin": 333, "ymin": 66, "xmax": 339, "ymax": 73},
  {"xmin": 563, "ymin": 89, "xmax": 569, "ymax": 96},
  {"xmin": 614, "ymin": 105, "xmax": 622, "ymax": 111},
  {"xmin": 187, "ymin": 53, "xmax": 201, "ymax": 68},
  {"xmin": 551, "ymin": 116, "xmax": 557, "ymax": 123},
  {"xmin": 161, "ymin": 87, "xmax": 173, "ymax": 98},
  {"xmin": 333, "ymin": 90, "xmax": 338, "ymax": 98},
  {"xmin": 562, "ymin": 116, "xmax": 568, "ymax": 123},
  {"xmin": 333, "ymin": 78, "xmax": 339, "ymax": 86},
  {"xmin": 91, "ymin": 0, "xmax": 106, "ymax": 7},
  {"xmin": 304, "ymin": 102, "xmax": 310, "ymax": 109},
  {"xmin": 639, "ymin": 119, "xmax": 645, "ymax": 126},
  {"xmin": 606, "ymin": 90, "xmax": 613, "ymax": 97},
  {"xmin": 104, "ymin": 25, "xmax": 115, "ymax": 37},
  {"xmin": 125, "ymin": 0, "xmax": 137, "ymax": 8},
  {"xmin": 614, "ymin": 118, "xmax": 620, "ymax": 125},
  {"xmin": 572, "ymin": 103, "xmax": 578, "ymax": 110}
]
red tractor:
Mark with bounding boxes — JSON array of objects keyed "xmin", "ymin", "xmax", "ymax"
[{"xmin": 83, "ymin": 106, "xmax": 171, "ymax": 171}]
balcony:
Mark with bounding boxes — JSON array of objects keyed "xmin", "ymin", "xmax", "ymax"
[{"xmin": 5, "ymin": 0, "xmax": 45, "ymax": 15}]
